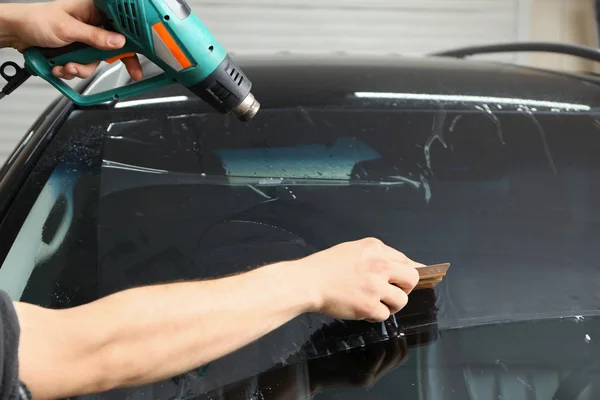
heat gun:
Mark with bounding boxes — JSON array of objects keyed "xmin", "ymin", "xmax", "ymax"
[{"xmin": 0, "ymin": 0, "xmax": 260, "ymax": 121}]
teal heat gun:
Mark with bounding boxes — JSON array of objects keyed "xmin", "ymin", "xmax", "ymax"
[{"xmin": 0, "ymin": 0, "xmax": 260, "ymax": 121}]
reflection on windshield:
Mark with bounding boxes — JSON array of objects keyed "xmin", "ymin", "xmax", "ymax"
[
  {"xmin": 214, "ymin": 137, "xmax": 380, "ymax": 180},
  {"xmin": 0, "ymin": 165, "xmax": 76, "ymax": 300}
]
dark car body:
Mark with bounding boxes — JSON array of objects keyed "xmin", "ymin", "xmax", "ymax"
[{"xmin": 2, "ymin": 53, "xmax": 600, "ymax": 399}]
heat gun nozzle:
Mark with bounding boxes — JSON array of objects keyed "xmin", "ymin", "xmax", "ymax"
[{"xmin": 232, "ymin": 92, "xmax": 260, "ymax": 121}]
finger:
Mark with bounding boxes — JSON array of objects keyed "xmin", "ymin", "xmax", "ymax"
[
  {"xmin": 63, "ymin": 62, "xmax": 100, "ymax": 79},
  {"xmin": 375, "ymin": 240, "xmax": 423, "ymax": 266},
  {"xmin": 121, "ymin": 55, "xmax": 143, "ymax": 81},
  {"xmin": 389, "ymin": 264, "xmax": 420, "ymax": 294},
  {"xmin": 381, "ymin": 246, "xmax": 425, "ymax": 270},
  {"xmin": 52, "ymin": 66, "xmax": 65, "ymax": 78},
  {"xmin": 366, "ymin": 303, "xmax": 391, "ymax": 322},
  {"xmin": 380, "ymin": 244, "xmax": 409, "ymax": 263},
  {"xmin": 381, "ymin": 284, "xmax": 409, "ymax": 314},
  {"xmin": 52, "ymin": 66, "xmax": 76, "ymax": 80},
  {"xmin": 65, "ymin": 18, "xmax": 126, "ymax": 50}
]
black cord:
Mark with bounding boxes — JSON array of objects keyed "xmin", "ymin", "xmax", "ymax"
[
  {"xmin": 430, "ymin": 41, "xmax": 600, "ymax": 64},
  {"xmin": 0, "ymin": 61, "xmax": 32, "ymax": 99}
]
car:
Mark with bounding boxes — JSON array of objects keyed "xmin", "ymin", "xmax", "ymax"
[{"xmin": 1, "ymin": 44, "xmax": 600, "ymax": 399}]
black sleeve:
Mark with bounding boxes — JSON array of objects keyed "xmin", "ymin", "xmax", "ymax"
[{"xmin": 0, "ymin": 290, "xmax": 22, "ymax": 400}]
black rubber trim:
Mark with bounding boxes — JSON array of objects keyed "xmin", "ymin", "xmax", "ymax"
[
  {"xmin": 0, "ymin": 96, "xmax": 72, "ymax": 226},
  {"xmin": 431, "ymin": 42, "xmax": 600, "ymax": 64},
  {"xmin": 0, "ymin": 96, "xmax": 73, "ymax": 268},
  {"xmin": 0, "ymin": 62, "xmax": 100, "ymax": 225}
]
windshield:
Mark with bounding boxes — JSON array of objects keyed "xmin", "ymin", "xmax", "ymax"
[{"xmin": 1, "ymin": 104, "xmax": 600, "ymax": 398}]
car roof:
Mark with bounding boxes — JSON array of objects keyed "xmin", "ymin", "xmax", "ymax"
[{"xmin": 85, "ymin": 54, "xmax": 600, "ymax": 112}]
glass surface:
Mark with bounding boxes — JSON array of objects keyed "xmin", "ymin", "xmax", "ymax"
[{"xmin": 2, "ymin": 105, "xmax": 600, "ymax": 399}]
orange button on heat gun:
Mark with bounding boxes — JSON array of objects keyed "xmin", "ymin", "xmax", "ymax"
[{"xmin": 105, "ymin": 52, "xmax": 137, "ymax": 64}]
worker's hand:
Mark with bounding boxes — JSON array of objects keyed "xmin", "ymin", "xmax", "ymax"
[
  {"xmin": 299, "ymin": 238, "xmax": 422, "ymax": 322},
  {"xmin": 11, "ymin": 0, "xmax": 143, "ymax": 81}
]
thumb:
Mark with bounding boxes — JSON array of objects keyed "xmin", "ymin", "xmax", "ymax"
[{"xmin": 65, "ymin": 18, "xmax": 126, "ymax": 50}]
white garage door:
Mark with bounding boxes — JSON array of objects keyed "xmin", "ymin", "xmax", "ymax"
[{"xmin": 0, "ymin": 0, "xmax": 530, "ymax": 164}]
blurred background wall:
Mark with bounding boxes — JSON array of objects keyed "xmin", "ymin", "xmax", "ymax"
[{"xmin": 0, "ymin": 0, "xmax": 598, "ymax": 164}]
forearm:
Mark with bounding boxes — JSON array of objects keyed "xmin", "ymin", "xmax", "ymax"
[
  {"xmin": 16, "ymin": 261, "xmax": 319, "ymax": 400},
  {"xmin": 0, "ymin": 4, "xmax": 23, "ymax": 49}
]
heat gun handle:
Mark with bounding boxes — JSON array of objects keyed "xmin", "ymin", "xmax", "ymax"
[
  {"xmin": 23, "ymin": 46, "xmax": 173, "ymax": 106},
  {"xmin": 27, "ymin": 40, "xmax": 141, "ymax": 69}
]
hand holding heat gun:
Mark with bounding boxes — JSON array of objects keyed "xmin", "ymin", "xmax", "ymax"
[{"xmin": 1, "ymin": 0, "xmax": 260, "ymax": 121}]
